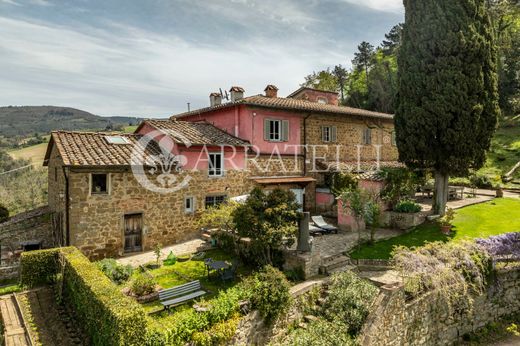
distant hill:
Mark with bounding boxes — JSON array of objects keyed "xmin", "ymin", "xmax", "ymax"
[{"xmin": 0, "ymin": 106, "xmax": 142, "ymax": 139}]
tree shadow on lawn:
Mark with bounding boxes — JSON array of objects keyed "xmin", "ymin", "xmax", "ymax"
[{"xmin": 349, "ymin": 222, "xmax": 456, "ymax": 260}]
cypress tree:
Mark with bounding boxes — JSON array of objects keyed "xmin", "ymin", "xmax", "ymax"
[{"xmin": 395, "ymin": 0, "xmax": 500, "ymax": 215}]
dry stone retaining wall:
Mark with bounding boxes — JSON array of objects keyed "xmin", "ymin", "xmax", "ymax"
[{"xmin": 360, "ymin": 267, "xmax": 520, "ymax": 345}]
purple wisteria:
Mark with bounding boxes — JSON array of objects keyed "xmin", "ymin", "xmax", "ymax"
[{"xmin": 476, "ymin": 232, "xmax": 520, "ymax": 262}]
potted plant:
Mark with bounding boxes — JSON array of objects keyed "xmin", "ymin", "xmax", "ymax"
[{"xmin": 439, "ymin": 207, "xmax": 455, "ymax": 234}]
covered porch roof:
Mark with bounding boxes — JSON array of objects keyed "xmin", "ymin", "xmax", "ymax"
[{"xmin": 251, "ymin": 176, "xmax": 316, "ymax": 185}]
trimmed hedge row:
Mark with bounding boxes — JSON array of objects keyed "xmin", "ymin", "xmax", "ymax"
[
  {"xmin": 20, "ymin": 248, "xmax": 60, "ymax": 287},
  {"xmin": 20, "ymin": 247, "xmax": 147, "ymax": 346}
]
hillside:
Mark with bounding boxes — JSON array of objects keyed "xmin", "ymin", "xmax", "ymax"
[{"xmin": 0, "ymin": 106, "xmax": 141, "ymax": 146}]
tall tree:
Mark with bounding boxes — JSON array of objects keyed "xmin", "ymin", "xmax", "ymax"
[
  {"xmin": 301, "ymin": 68, "xmax": 339, "ymax": 92},
  {"xmin": 395, "ymin": 0, "xmax": 500, "ymax": 215},
  {"xmin": 352, "ymin": 41, "xmax": 375, "ymax": 91},
  {"xmin": 332, "ymin": 65, "xmax": 348, "ymax": 103},
  {"xmin": 382, "ymin": 23, "xmax": 404, "ymax": 56}
]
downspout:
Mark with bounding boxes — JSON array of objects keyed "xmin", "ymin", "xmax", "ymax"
[
  {"xmin": 62, "ymin": 166, "xmax": 70, "ymax": 246},
  {"xmin": 303, "ymin": 113, "xmax": 312, "ymax": 176},
  {"xmin": 303, "ymin": 113, "xmax": 313, "ymax": 213}
]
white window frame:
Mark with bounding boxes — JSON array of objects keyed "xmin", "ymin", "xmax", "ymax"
[
  {"xmin": 205, "ymin": 195, "xmax": 227, "ymax": 209},
  {"xmin": 317, "ymin": 97, "xmax": 328, "ymax": 104},
  {"xmin": 322, "ymin": 125, "xmax": 337, "ymax": 143},
  {"xmin": 90, "ymin": 173, "xmax": 110, "ymax": 195},
  {"xmin": 208, "ymin": 152, "xmax": 224, "ymax": 177},
  {"xmin": 184, "ymin": 196, "xmax": 195, "ymax": 213}
]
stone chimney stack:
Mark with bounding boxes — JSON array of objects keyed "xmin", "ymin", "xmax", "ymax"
[
  {"xmin": 229, "ymin": 86, "xmax": 245, "ymax": 102},
  {"xmin": 264, "ymin": 85, "xmax": 279, "ymax": 98},
  {"xmin": 210, "ymin": 92, "xmax": 222, "ymax": 107}
]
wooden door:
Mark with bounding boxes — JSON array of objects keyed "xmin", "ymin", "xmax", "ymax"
[{"xmin": 124, "ymin": 213, "xmax": 143, "ymax": 253}]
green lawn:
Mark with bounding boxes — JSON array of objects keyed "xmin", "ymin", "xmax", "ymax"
[
  {"xmin": 350, "ymin": 198, "xmax": 520, "ymax": 260},
  {"xmin": 128, "ymin": 249, "xmax": 249, "ymax": 314}
]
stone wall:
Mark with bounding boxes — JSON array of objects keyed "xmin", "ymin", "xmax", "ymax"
[
  {"xmin": 0, "ymin": 206, "xmax": 55, "ymax": 266},
  {"xmin": 304, "ymin": 114, "xmax": 398, "ymax": 164},
  {"xmin": 67, "ymin": 167, "xmax": 256, "ymax": 260},
  {"xmin": 232, "ymin": 280, "xmax": 324, "ymax": 345},
  {"xmin": 359, "ymin": 267, "xmax": 520, "ymax": 346}
]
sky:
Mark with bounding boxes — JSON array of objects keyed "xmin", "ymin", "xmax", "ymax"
[{"xmin": 0, "ymin": 0, "xmax": 403, "ymax": 117}]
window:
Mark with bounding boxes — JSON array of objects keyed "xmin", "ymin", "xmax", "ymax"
[
  {"xmin": 321, "ymin": 126, "xmax": 337, "ymax": 143},
  {"xmin": 205, "ymin": 195, "xmax": 226, "ymax": 208},
  {"xmin": 391, "ymin": 131, "xmax": 397, "ymax": 146},
  {"xmin": 105, "ymin": 136, "xmax": 131, "ymax": 145},
  {"xmin": 185, "ymin": 197, "xmax": 195, "ymax": 213},
  {"xmin": 208, "ymin": 152, "xmax": 223, "ymax": 177},
  {"xmin": 362, "ymin": 128, "xmax": 372, "ymax": 145},
  {"xmin": 317, "ymin": 97, "xmax": 328, "ymax": 104},
  {"xmin": 264, "ymin": 119, "xmax": 289, "ymax": 142},
  {"xmin": 91, "ymin": 173, "xmax": 108, "ymax": 194}
]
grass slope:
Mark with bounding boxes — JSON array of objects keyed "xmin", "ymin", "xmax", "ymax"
[
  {"xmin": 350, "ymin": 198, "xmax": 520, "ymax": 260},
  {"xmin": 478, "ymin": 118, "xmax": 520, "ymax": 185},
  {"xmin": 8, "ymin": 142, "xmax": 48, "ymax": 165}
]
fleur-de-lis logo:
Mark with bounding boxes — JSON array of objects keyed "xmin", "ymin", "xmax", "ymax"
[{"xmin": 131, "ymin": 130, "xmax": 192, "ymax": 193}]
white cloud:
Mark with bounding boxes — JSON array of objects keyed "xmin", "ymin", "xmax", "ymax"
[{"xmin": 341, "ymin": 0, "xmax": 403, "ymax": 13}]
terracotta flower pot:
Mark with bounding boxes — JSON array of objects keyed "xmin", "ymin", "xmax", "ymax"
[{"xmin": 441, "ymin": 224, "xmax": 451, "ymax": 235}]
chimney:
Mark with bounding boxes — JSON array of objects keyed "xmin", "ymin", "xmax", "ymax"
[
  {"xmin": 229, "ymin": 86, "xmax": 245, "ymax": 102},
  {"xmin": 210, "ymin": 92, "xmax": 222, "ymax": 107},
  {"xmin": 264, "ymin": 84, "xmax": 279, "ymax": 98}
]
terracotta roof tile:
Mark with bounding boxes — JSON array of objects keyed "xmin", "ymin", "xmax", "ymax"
[
  {"xmin": 46, "ymin": 131, "xmax": 162, "ymax": 167},
  {"xmin": 143, "ymin": 120, "xmax": 250, "ymax": 146},
  {"xmin": 173, "ymin": 95, "xmax": 393, "ymax": 120}
]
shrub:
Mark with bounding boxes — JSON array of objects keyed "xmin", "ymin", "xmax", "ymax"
[
  {"xmin": 279, "ymin": 319, "xmax": 356, "ymax": 346},
  {"xmin": 96, "ymin": 258, "xmax": 133, "ymax": 284},
  {"xmin": 130, "ymin": 273, "xmax": 156, "ymax": 297},
  {"xmin": 322, "ymin": 271, "xmax": 378, "ymax": 335},
  {"xmin": 242, "ymin": 265, "xmax": 292, "ymax": 324},
  {"xmin": 0, "ymin": 204, "xmax": 8, "ymax": 222},
  {"xmin": 392, "ymin": 241, "xmax": 492, "ymax": 314},
  {"xmin": 393, "ymin": 199, "xmax": 422, "ymax": 213},
  {"xmin": 470, "ymin": 173, "xmax": 495, "ymax": 189},
  {"xmin": 191, "ymin": 313, "xmax": 241, "ymax": 346},
  {"xmin": 20, "ymin": 248, "xmax": 60, "ymax": 287},
  {"xmin": 325, "ymin": 172, "xmax": 358, "ymax": 197},
  {"xmin": 476, "ymin": 232, "xmax": 520, "ymax": 262},
  {"xmin": 148, "ymin": 286, "xmax": 246, "ymax": 345},
  {"xmin": 379, "ymin": 167, "xmax": 419, "ymax": 208}
]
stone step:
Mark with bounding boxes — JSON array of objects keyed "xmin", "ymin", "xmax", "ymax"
[
  {"xmin": 322, "ymin": 253, "xmax": 351, "ymax": 265},
  {"xmin": 319, "ymin": 255, "xmax": 352, "ymax": 275}
]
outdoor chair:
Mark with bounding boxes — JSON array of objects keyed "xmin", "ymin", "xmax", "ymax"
[
  {"xmin": 311, "ymin": 215, "xmax": 338, "ymax": 234},
  {"xmin": 221, "ymin": 260, "xmax": 238, "ymax": 282}
]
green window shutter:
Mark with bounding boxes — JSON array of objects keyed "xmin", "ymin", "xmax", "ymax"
[
  {"xmin": 282, "ymin": 120, "xmax": 289, "ymax": 141},
  {"xmin": 331, "ymin": 126, "xmax": 337, "ymax": 142},
  {"xmin": 264, "ymin": 119, "xmax": 270, "ymax": 141}
]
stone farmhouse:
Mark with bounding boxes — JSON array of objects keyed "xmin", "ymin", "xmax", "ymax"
[{"xmin": 43, "ymin": 85, "xmax": 398, "ymax": 259}]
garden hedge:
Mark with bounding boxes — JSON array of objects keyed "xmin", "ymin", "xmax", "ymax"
[
  {"xmin": 20, "ymin": 247, "xmax": 148, "ymax": 346},
  {"xmin": 20, "ymin": 248, "xmax": 60, "ymax": 287}
]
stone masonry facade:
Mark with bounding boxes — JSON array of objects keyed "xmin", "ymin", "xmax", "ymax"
[
  {"xmin": 66, "ymin": 168, "xmax": 255, "ymax": 260},
  {"xmin": 359, "ymin": 267, "xmax": 520, "ymax": 346}
]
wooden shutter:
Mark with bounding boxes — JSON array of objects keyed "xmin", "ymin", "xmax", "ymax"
[
  {"xmin": 321, "ymin": 126, "xmax": 326, "ymax": 141},
  {"xmin": 331, "ymin": 126, "xmax": 337, "ymax": 142},
  {"xmin": 282, "ymin": 120, "xmax": 289, "ymax": 141},
  {"xmin": 264, "ymin": 119, "xmax": 270, "ymax": 141}
]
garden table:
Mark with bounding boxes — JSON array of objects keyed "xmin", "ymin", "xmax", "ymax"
[{"xmin": 207, "ymin": 261, "xmax": 230, "ymax": 279}]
